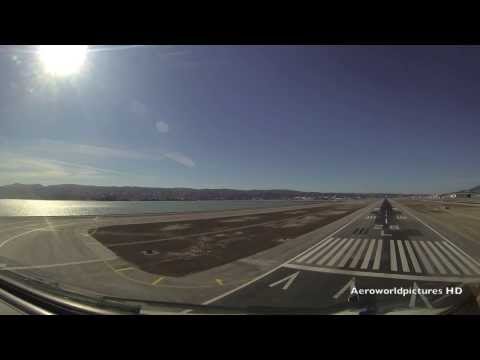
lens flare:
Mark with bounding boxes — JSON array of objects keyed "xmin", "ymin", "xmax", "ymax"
[{"xmin": 38, "ymin": 45, "xmax": 88, "ymax": 76}]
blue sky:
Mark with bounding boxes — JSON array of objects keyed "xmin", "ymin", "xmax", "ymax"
[{"xmin": 0, "ymin": 45, "xmax": 479, "ymax": 193}]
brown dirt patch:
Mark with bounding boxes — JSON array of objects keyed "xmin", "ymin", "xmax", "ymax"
[{"xmin": 90, "ymin": 203, "xmax": 365, "ymax": 276}]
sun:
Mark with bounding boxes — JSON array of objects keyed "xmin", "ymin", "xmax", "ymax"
[{"xmin": 38, "ymin": 45, "xmax": 88, "ymax": 76}]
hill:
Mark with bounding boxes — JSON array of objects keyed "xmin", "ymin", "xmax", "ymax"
[{"xmin": 0, "ymin": 183, "xmax": 411, "ymax": 201}]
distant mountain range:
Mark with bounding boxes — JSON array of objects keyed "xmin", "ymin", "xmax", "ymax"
[
  {"xmin": 0, "ymin": 183, "xmax": 416, "ymax": 201},
  {"xmin": 454, "ymin": 185, "xmax": 480, "ymax": 194},
  {"xmin": 470, "ymin": 185, "xmax": 480, "ymax": 193}
]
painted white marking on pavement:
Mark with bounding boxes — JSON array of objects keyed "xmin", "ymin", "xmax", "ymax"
[
  {"xmin": 361, "ymin": 239, "xmax": 376, "ymax": 270},
  {"xmin": 327, "ymin": 238, "xmax": 355, "ymax": 267},
  {"xmin": 428, "ymin": 241, "xmax": 460, "ymax": 275},
  {"xmin": 372, "ymin": 239, "xmax": 383, "ymax": 270},
  {"xmin": 295, "ymin": 237, "xmax": 334, "ymax": 263},
  {"xmin": 201, "ymin": 202, "xmax": 379, "ymax": 305},
  {"xmin": 380, "ymin": 230, "xmax": 391, "ymax": 237},
  {"xmin": 316, "ymin": 238, "xmax": 349, "ymax": 266},
  {"xmin": 304, "ymin": 238, "xmax": 340, "ymax": 264},
  {"xmin": 412, "ymin": 240, "xmax": 435, "ymax": 274},
  {"xmin": 338, "ymin": 239, "xmax": 361, "ymax": 268},
  {"xmin": 441, "ymin": 241, "xmax": 480, "ymax": 274},
  {"xmin": 397, "ymin": 203, "xmax": 480, "ymax": 268},
  {"xmin": 423, "ymin": 241, "xmax": 447, "ymax": 275},
  {"xmin": 397, "ymin": 240, "xmax": 410, "ymax": 273},
  {"xmin": 0, "ymin": 222, "xmax": 78, "ymax": 249},
  {"xmin": 283, "ymin": 263, "xmax": 480, "ymax": 283},
  {"xmin": 333, "ymin": 277, "xmax": 356, "ymax": 299},
  {"xmin": 349, "ymin": 239, "xmax": 368, "ymax": 268},
  {"xmin": 435, "ymin": 242, "xmax": 472, "ymax": 276},
  {"xmin": 268, "ymin": 271, "xmax": 300, "ymax": 290},
  {"xmin": 409, "ymin": 282, "xmax": 432, "ymax": 309},
  {"xmin": 0, "ymin": 257, "xmax": 118, "ymax": 271},
  {"xmin": 390, "ymin": 240, "xmax": 398, "ymax": 272},
  {"xmin": 0, "ymin": 220, "xmax": 48, "ymax": 234},
  {"xmin": 404, "ymin": 241, "xmax": 422, "ymax": 274}
]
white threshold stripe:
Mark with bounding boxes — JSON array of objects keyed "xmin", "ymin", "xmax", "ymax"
[
  {"xmin": 201, "ymin": 203, "xmax": 379, "ymax": 305},
  {"xmin": 390, "ymin": 240, "xmax": 398, "ymax": 272},
  {"xmin": 0, "ymin": 257, "xmax": 117, "ymax": 271},
  {"xmin": 441, "ymin": 241, "xmax": 480, "ymax": 275},
  {"xmin": 295, "ymin": 237, "xmax": 334, "ymax": 263},
  {"xmin": 337, "ymin": 238, "xmax": 361, "ymax": 267},
  {"xmin": 396, "ymin": 240, "xmax": 410, "ymax": 273},
  {"xmin": 436, "ymin": 242, "xmax": 472, "ymax": 276},
  {"xmin": 396, "ymin": 202, "xmax": 480, "ymax": 268},
  {"xmin": 304, "ymin": 238, "xmax": 340, "ymax": 264},
  {"xmin": 428, "ymin": 241, "xmax": 460, "ymax": 275},
  {"xmin": 360, "ymin": 239, "xmax": 376, "ymax": 270},
  {"xmin": 326, "ymin": 238, "xmax": 355, "ymax": 267},
  {"xmin": 349, "ymin": 239, "xmax": 368, "ymax": 268},
  {"xmin": 412, "ymin": 240, "xmax": 435, "ymax": 274},
  {"xmin": 316, "ymin": 238, "xmax": 349, "ymax": 266},
  {"xmin": 404, "ymin": 241, "xmax": 422, "ymax": 273},
  {"xmin": 420, "ymin": 241, "xmax": 446, "ymax": 275},
  {"xmin": 372, "ymin": 239, "xmax": 383, "ymax": 270},
  {"xmin": 283, "ymin": 263, "xmax": 480, "ymax": 283}
]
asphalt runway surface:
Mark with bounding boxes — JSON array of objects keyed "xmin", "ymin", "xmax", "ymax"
[
  {"xmin": 196, "ymin": 199, "xmax": 480, "ymax": 314},
  {"xmin": 1, "ymin": 199, "xmax": 480, "ymax": 313}
]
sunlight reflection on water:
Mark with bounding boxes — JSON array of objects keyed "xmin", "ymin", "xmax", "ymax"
[{"xmin": 0, "ymin": 199, "xmax": 314, "ymax": 217}]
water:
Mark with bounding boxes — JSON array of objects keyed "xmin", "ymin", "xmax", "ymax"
[{"xmin": 0, "ymin": 199, "xmax": 318, "ymax": 217}]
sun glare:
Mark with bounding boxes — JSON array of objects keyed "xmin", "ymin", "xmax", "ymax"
[{"xmin": 38, "ymin": 45, "xmax": 88, "ymax": 76}]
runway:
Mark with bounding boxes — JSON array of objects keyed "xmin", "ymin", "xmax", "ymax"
[
  {"xmin": 1, "ymin": 199, "xmax": 479, "ymax": 313},
  {"xmin": 198, "ymin": 199, "xmax": 480, "ymax": 314}
]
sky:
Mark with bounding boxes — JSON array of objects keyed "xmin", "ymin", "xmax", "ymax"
[{"xmin": 0, "ymin": 45, "xmax": 479, "ymax": 194}]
